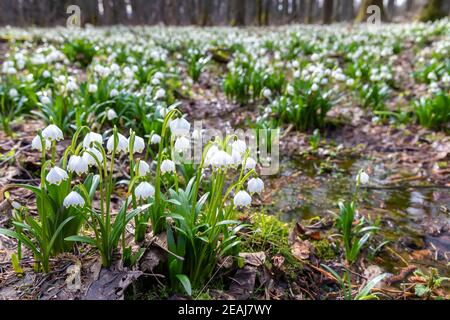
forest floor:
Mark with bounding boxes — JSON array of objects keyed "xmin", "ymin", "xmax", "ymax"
[{"xmin": 0, "ymin": 27, "xmax": 449, "ymax": 300}]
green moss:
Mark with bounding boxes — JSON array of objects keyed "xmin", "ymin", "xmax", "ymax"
[{"xmin": 312, "ymin": 239, "xmax": 337, "ymax": 261}]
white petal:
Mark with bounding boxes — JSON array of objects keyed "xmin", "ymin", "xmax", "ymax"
[{"xmin": 63, "ymin": 191, "xmax": 85, "ymax": 208}]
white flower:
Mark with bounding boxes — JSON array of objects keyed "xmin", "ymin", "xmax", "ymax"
[
  {"xmin": 150, "ymin": 134, "xmax": 161, "ymax": 144},
  {"xmin": 311, "ymin": 83, "xmax": 319, "ymax": 91},
  {"xmin": 110, "ymin": 88, "xmax": 119, "ymax": 97},
  {"xmin": 46, "ymin": 166, "xmax": 69, "ymax": 185},
  {"xmin": 244, "ymin": 157, "xmax": 257, "ymax": 170},
  {"xmin": 31, "ymin": 135, "xmax": 50, "ymax": 151},
  {"xmin": 357, "ymin": 171, "xmax": 370, "ymax": 185},
  {"xmin": 248, "ymin": 177, "xmax": 264, "ymax": 194},
  {"xmin": 346, "ymin": 78, "xmax": 355, "ymax": 86},
  {"xmin": 42, "ymin": 124, "xmax": 63, "ymax": 142},
  {"xmin": 174, "ymin": 136, "xmax": 190, "ymax": 152},
  {"xmin": 42, "ymin": 70, "xmax": 51, "ymax": 78},
  {"xmin": 169, "ymin": 118, "xmax": 190, "ymax": 137},
  {"xmin": 232, "ymin": 140, "xmax": 247, "ymax": 154},
  {"xmin": 83, "ymin": 132, "xmax": 103, "ymax": 148},
  {"xmin": 287, "ymin": 85, "xmax": 295, "ymax": 95},
  {"xmin": 233, "ymin": 190, "xmax": 252, "ymax": 208},
  {"xmin": 63, "ymin": 191, "xmax": 85, "ymax": 208},
  {"xmin": 88, "ymin": 84, "xmax": 98, "ymax": 93},
  {"xmin": 40, "ymin": 95, "xmax": 51, "ymax": 104},
  {"xmin": 107, "ymin": 109, "xmax": 118, "ymax": 120},
  {"xmin": 210, "ymin": 150, "xmax": 233, "ymax": 168},
  {"xmin": 68, "ymin": 155, "xmax": 89, "ymax": 175},
  {"xmin": 161, "ymin": 159, "xmax": 175, "ymax": 174},
  {"xmin": 83, "ymin": 147, "xmax": 103, "ymax": 166},
  {"xmin": 8, "ymin": 88, "xmax": 18, "ymax": 98},
  {"xmin": 136, "ymin": 160, "xmax": 150, "ymax": 177},
  {"xmin": 106, "ymin": 133, "xmax": 128, "ymax": 153},
  {"xmin": 262, "ymin": 88, "xmax": 272, "ymax": 99},
  {"xmin": 130, "ymin": 135, "xmax": 145, "ymax": 153},
  {"xmin": 135, "ymin": 182, "xmax": 155, "ymax": 200},
  {"xmin": 231, "ymin": 149, "xmax": 242, "ymax": 166},
  {"xmin": 66, "ymin": 80, "xmax": 78, "ymax": 91},
  {"xmin": 204, "ymin": 145, "xmax": 219, "ymax": 166},
  {"xmin": 155, "ymin": 88, "xmax": 166, "ymax": 100}
]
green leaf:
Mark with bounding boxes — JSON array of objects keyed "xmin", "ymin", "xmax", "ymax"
[
  {"xmin": 0, "ymin": 228, "xmax": 40, "ymax": 257},
  {"xmin": 356, "ymin": 273, "xmax": 386, "ymax": 300},
  {"xmin": 176, "ymin": 274, "xmax": 192, "ymax": 296},
  {"xmin": 47, "ymin": 216, "xmax": 76, "ymax": 254},
  {"xmin": 65, "ymin": 235, "xmax": 97, "ymax": 246}
]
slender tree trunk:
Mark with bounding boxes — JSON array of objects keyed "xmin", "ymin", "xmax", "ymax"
[
  {"xmin": 305, "ymin": 0, "xmax": 315, "ymax": 23},
  {"xmin": 341, "ymin": 0, "xmax": 355, "ymax": 21},
  {"xmin": 323, "ymin": 0, "xmax": 334, "ymax": 24},
  {"xmin": 387, "ymin": 0, "xmax": 396, "ymax": 19},
  {"xmin": 230, "ymin": 0, "xmax": 246, "ymax": 26}
]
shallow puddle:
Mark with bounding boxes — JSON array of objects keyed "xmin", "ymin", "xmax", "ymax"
[{"xmin": 266, "ymin": 155, "xmax": 450, "ymax": 276}]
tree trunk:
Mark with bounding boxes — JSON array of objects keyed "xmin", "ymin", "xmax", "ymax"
[
  {"xmin": 418, "ymin": 0, "xmax": 446, "ymax": 21},
  {"xmin": 387, "ymin": 0, "xmax": 396, "ymax": 19},
  {"xmin": 323, "ymin": 0, "xmax": 334, "ymax": 24},
  {"xmin": 305, "ymin": 0, "xmax": 315, "ymax": 23},
  {"xmin": 340, "ymin": 0, "xmax": 355, "ymax": 21},
  {"xmin": 230, "ymin": 0, "xmax": 246, "ymax": 26}
]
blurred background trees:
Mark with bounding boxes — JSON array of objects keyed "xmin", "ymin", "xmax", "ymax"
[{"xmin": 0, "ymin": 0, "xmax": 448, "ymax": 27}]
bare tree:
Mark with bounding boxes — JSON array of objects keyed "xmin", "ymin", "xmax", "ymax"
[
  {"xmin": 340, "ymin": 0, "xmax": 355, "ymax": 21},
  {"xmin": 323, "ymin": 0, "xmax": 334, "ymax": 24}
]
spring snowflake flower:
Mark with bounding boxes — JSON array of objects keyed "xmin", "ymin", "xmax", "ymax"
[
  {"xmin": 63, "ymin": 191, "xmax": 85, "ymax": 208},
  {"xmin": 107, "ymin": 109, "xmax": 118, "ymax": 120},
  {"xmin": 234, "ymin": 190, "xmax": 252, "ymax": 208},
  {"xmin": 31, "ymin": 135, "xmax": 51, "ymax": 151},
  {"xmin": 42, "ymin": 70, "xmax": 51, "ymax": 78},
  {"xmin": 110, "ymin": 88, "xmax": 119, "ymax": 98},
  {"xmin": 8, "ymin": 88, "xmax": 18, "ymax": 98},
  {"xmin": 231, "ymin": 140, "xmax": 247, "ymax": 154},
  {"xmin": 46, "ymin": 166, "xmax": 69, "ymax": 185},
  {"xmin": 231, "ymin": 149, "xmax": 242, "ymax": 166},
  {"xmin": 311, "ymin": 83, "xmax": 319, "ymax": 91},
  {"xmin": 106, "ymin": 133, "xmax": 128, "ymax": 153},
  {"xmin": 174, "ymin": 136, "xmax": 190, "ymax": 152},
  {"xmin": 68, "ymin": 155, "xmax": 89, "ymax": 175},
  {"xmin": 204, "ymin": 145, "xmax": 219, "ymax": 166},
  {"xmin": 130, "ymin": 135, "xmax": 145, "ymax": 153},
  {"xmin": 262, "ymin": 88, "xmax": 272, "ymax": 99},
  {"xmin": 150, "ymin": 133, "xmax": 161, "ymax": 144},
  {"xmin": 83, "ymin": 132, "xmax": 103, "ymax": 148},
  {"xmin": 210, "ymin": 150, "xmax": 233, "ymax": 168},
  {"xmin": 42, "ymin": 124, "xmax": 63, "ymax": 142},
  {"xmin": 287, "ymin": 85, "xmax": 295, "ymax": 95},
  {"xmin": 247, "ymin": 177, "xmax": 264, "ymax": 194},
  {"xmin": 244, "ymin": 157, "xmax": 257, "ymax": 170},
  {"xmin": 356, "ymin": 171, "xmax": 370, "ymax": 185},
  {"xmin": 169, "ymin": 118, "xmax": 190, "ymax": 137},
  {"xmin": 135, "ymin": 182, "xmax": 155, "ymax": 200},
  {"xmin": 82, "ymin": 147, "xmax": 103, "ymax": 166},
  {"xmin": 346, "ymin": 78, "xmax": 355, "ymax": 86},
  {"xmin": 39, "ymin": 95, "xmax": 51, "ymax": 104},
  {"xmin": 88, "ymin": 84, "xmax": 98, "ymax": 93},
  {"xmin": 161, "ymin": 159, "xmax": 176, "ymax": 174},
  {"xmin": 66, "ymin": 80, "xmax": 78, "ymax": 91},
  {"xmin": 136, "ymin": 160, "xmax": 150, "ymax": 177},
  {"xmin": 155, "ymin": 88, "xmax": 166, "ymax": 100}
]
